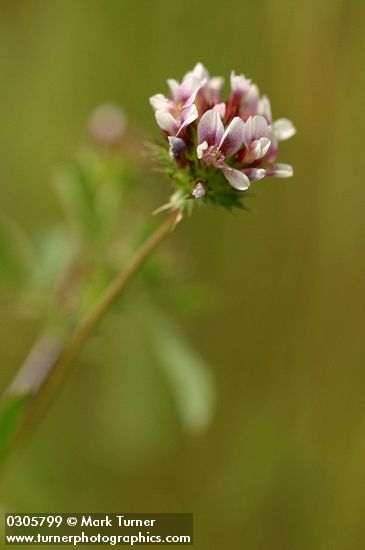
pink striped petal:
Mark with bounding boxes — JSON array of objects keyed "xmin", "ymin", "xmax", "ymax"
[
  {"xmin": 197, "ymin": 109, "xmax": 224, "ymax": 146},
  {"xmin": 242, "ymin": 115, "xmax": 270, "ymax": 145},
  {"xmin": 230, "ymin": 71, "xmax": 252, "ymax": 96},
  {"xmin": 219, "ymin": 117, "xmax": 245, "ymax": 157},
  {"xmin": 177, "ymin": 104, "xmax": 198, "ymax": 135},
  {"xmin": 208, "ymin": 77, "xmax": 224, "ymax": 104},
  {"xmin": 212, "ymin": 103, "xmax": 226, "ymax": 119},
  {"xmin": 178, "ymin": 75, "xmax": 203, "ymax": 106}
]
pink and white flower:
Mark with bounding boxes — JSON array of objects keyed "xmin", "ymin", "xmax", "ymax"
[
  {"xmin": 197, "ymin": 109, "xmax": 250, "ymax": 190},
  {"xmin": 226, "ymin": 71, "xmax": 260, "ymax": 121},
  {"xmin": 150, "ymin": 72, "xmax": 204, "ymax": 136},
  {"xmin": 185, "ymin": 63, "xmax": 225, "ymax": 111},
  {"xmin": 240, "ymin": 115, "xmax": 272, "ymax": 163},
  {"xmin": 150, "ymin": 63, "xmax": 296, "ymax": 205}
]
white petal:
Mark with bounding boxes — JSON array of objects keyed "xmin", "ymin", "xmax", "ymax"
[
  {"xmin": 259, "ymin": 137, "xmax": 271, "ymax": 157},
  {"xmin": 191, "ymin": 62, "xmax": 209, "ymax": 81},
  {"xmin": 197, "ymin": 141, "xmax": 209, "ymax": 159},
  {"xmin": 167, "ymin": 79, "xmax": 180, "ymax": 99},
  {"xmin": 258, "ymin": 95, "xmax": 272, "ymax": 123},
  {"xmin": 267, "ymin": 163, "xmax": 294, "ymax": 178},
  {"xmin": 150, "ymin": 94, "xmax": 170, "ymax": 112},
  {"xmin": 246, "ymin": 83, "xmax": 259, "ymax": 103},
  {"xmin": 250, "ymin": 137, "xmax": 271, "ymax": 160},
  {"xmin": 242, "ymin": 168, "xmax": 267, "ymax": 181},
  {"xmin": 155, "ymin": 110, "xmax": 179, "ymax": 134},
  {"xmin": 197, "ymin": 109, "xmax": 224, "ymax": 146},
  {"xmin": 209, "ymin": 76, "xmax": 224, "ymax": 91},
  {"xmin": 273, "ymin": 118, "xmax": 296, "ymax": 141},
  {"xmin": 250, "ymin": 141, "xmax": 261, "ymax": 159},
  {"xmin": 222, "ymin": 166, "xmax": 250, "ymax": 190}
]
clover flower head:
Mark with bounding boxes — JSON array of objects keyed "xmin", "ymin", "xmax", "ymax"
[{"xmin": 150, "ymin": 63, "xmax": 296, "ymax": 210}]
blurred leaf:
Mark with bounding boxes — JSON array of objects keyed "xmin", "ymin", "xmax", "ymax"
[
  {"xmin": 97, "ymin": 185, "xmax": 121, "ymax": 239},
  {"xmin": 54, "ymin": 162, "xmax": 100, "ymax": 241},
  {"xmin": 31, "ymin": 225, "xmax": 73, "ymax": 290},
  {"xmin": 150, "ymin": 312, "xmax": 216, "ymax": 433},
  {"xmin": 0, "ymin": 213, "xmax": 35, "ymax": 286},
  {"xmin": 77, "ymin": 148, "xmax": 126, "ymax": 241},
  {"xmin": 164, "ymin": 283, "xmax": 217, "ymax": 315},
  {"xmin": 54, "ymin": 150, "xmax": 131, "ymax": 246}
]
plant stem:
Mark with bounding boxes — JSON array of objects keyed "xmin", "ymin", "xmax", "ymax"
[{"xmin": 0, "ymin": 209, "xmax": 181, "ymax": 468}]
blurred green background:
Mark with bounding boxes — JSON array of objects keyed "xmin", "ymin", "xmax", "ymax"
[{"xmin": 1, "ymin": 0, "xmax": 365, "ymax": 548}]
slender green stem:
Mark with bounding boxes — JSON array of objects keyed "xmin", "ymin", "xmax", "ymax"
[{"xmin": 0, "ymin": 209, "xmax": 181, "ymax": 468}]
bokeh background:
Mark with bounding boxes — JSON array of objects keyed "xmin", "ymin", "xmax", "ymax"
[{"xmin": 1, "ymin": 0, "xmax": 365, "ymax": 548}]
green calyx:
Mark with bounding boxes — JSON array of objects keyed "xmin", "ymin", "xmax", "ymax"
[{"xmin": 153, "ymin": 143, "xmax": 253, "ymax": 212}]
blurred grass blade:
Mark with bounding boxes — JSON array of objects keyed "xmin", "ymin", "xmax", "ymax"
[{"xmin": 151, "ymin": 312, "xmax": 216, "ymax": 433}]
